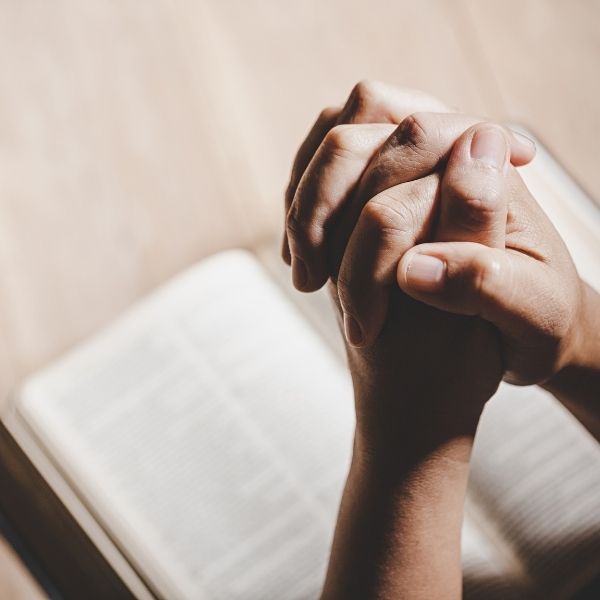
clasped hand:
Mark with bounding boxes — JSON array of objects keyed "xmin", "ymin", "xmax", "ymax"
[{"xmin": 282, "ymin": 81, "xmax": 589, "ymax": 455}]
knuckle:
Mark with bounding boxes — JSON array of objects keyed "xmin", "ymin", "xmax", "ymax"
[
  {"xmin": 318, "ymin": 105, "xmax": 339, "ymax": 122},
  {"xmin": 395, "ymin": 112, "xmax": 429, "ymax": 149},
  {"xmin": 285, "ymin": 207, "xmax": 323, "ymax": 248},
  {"xmin": 285, "ymin": 208, "xmax": 303, "ymax": 236},
  {"xmin": 361, "ymin": 196, "xmax": 413, "ymax": 239},
  {"xmin": 389, "ymin": 113, "xmax": 443, "ymax": 164},
  {"xmin": 350, "ymin": 79, "xmax": 381, "ymax": 109},
  {"xmin": 446, "ymin": 181, "xmax": 504, "ymax": 231},
  {"xmin": 322, "ymin": 124, "xmax": 359, "ymax": 158}
]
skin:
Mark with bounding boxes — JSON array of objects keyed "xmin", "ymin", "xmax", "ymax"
[
  {"xmin": 540, "ymin": 282, "xmax": 600, "ymax": 439},
  {"xmin": 282, "ymin": 81, "xmax": 600, "ymax": 598},
  {"xmin": 321, "ymin": 122, "xmax": 512, "ymax": 600},
  {"xmin": 284, "ymin": 80, "xmax": 600, "ymax": 430}
]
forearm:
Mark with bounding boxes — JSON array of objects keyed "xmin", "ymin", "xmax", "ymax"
[
  {"xmin": 543, "ymin": 282, "xmax": 600, "ymax": 440},
  {"xmin": 321, "ymin": 402, "xmax": 479, "ymax": 600}
]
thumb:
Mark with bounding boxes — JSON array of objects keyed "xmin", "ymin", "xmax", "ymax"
[
  {"xmin": 435, "ymin": 123, "xmax": 511, "ymax": 249},
  {"xmin": 396, "ymin": 241, "xmax": 544, "ymax": 340}
]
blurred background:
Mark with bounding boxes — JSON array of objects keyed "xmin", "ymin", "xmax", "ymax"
[{"xmin": 0, "ymin": 1, "xmax": 598, "ymax": 596}]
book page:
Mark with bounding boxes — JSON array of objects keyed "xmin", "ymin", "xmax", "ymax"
[
  {"xmin": 15, "ymin": 132, "xmax": 600, "ymax": 599},
  {"xmin": 14, "ymin": 247, "xmax": 523, "ymax": 599},
  {"xmin": 17, "ymin": 250, "xmax": 356, "ymax": 600},
  {"xmin": 461, "ymin": 512, "xmax": 526, "ymax": 600},
  {"xmin": 463, "ymin": 131, "xmax": 600, "ymax": 598},
  {"xmin": 469, "ymin": 384, "xmax": 600, "ymax": 598}
]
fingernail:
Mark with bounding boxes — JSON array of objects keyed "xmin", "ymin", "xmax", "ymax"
[
  {"xmin": 405, "ymin": 254, "xmax": 446, "ymax": 292},
  {"xmin": 292, "ymin": 257, "xmax": 307, "ymax": 289},
  {"xmin": 511, "ymin": 130, "xmax": 536, "ymax": 153},
  {"xmin": 470, "ymin": 128, "xmax": 508, "ymax": 170},
  {"xmin": 343, "ymin": 312, "xmax": 363, "ymax": 346}
]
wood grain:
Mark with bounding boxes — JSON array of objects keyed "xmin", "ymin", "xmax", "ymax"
[{"xmin": 0, "ymin": 0, "xmax": 597, "ymax": 596}]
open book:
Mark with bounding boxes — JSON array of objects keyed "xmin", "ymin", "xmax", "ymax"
[{"xmin": 1, "ymin": 140, "xmax": 599, "ymax": 599}]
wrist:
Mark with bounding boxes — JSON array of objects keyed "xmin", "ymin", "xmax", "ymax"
[
  {"xmin": 352, "ymin": 426, "xmax": 477, "ymax": 484},
  {"xmin": 322, "ymin": 427, "xmax": 468, "ymax": 600},
  {"xmin": 549, "ymin": 281, "xmax": 600, "ymax": 378},
  {"xmin": 542, "ymin": 281, "xmax": 600, "ymax": 439},
  {"xmin": 351, "ymin": 383, "xmax": 483, "ymax": 477}
]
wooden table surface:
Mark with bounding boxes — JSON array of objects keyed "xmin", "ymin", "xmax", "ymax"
[{"xmin": 1, "ymin": 1, "xmax": 598, "ymax": 597}]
